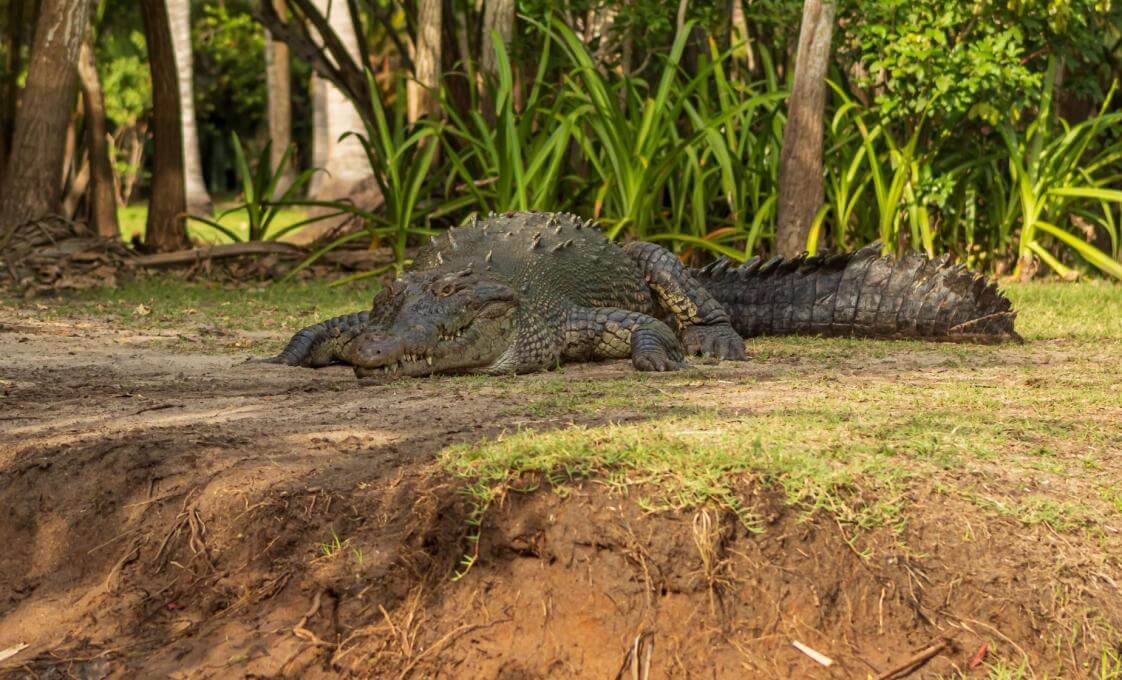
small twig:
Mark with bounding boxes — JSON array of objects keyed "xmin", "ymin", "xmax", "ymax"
[
  {"xmin": 876, "ymin": 639, "xmax": 950, "ymax": 680},
  {"xmin": 104, "ymin": 537, "xmax": 146, "ymax": 594},
  {"xmin": 792, "ymin": 640, "xmax": 834, "ymax": 667},
  {"xmin": 293, "ymin": 590, "xmax": 336, "ymax": 647},
  {"xmin": 127, "ymin": 402, "xmax": 184, "ymax": 417},
  {"xmin": 395, "ymin": 619, "xmax": 504, "ymax": 680}
]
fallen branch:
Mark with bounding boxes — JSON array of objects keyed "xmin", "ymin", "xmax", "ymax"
[
  {"xmin": 876, "ymin": 639, "xmax": 950, "ymax": 680},
  {"xmin": 132, "ymin": 242, "xmax": 303, "ymax": 267}
]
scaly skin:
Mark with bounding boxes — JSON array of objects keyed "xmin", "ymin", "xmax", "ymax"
[
  {"xmin": 265, "ymin": 212, "xmax": 1019, "ymax": 378},
  {"xmin": 691, "ymin": 245, "xmax": 1021, "ymax": 343}
]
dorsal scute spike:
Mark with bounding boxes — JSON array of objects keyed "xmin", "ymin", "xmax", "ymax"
[
  {"xmin": 740, "ymin": 255, "xmax": 763, "ymax": 274},
  {"xmin": 758, "ymin": 255, "xmax": 784, "ymax": 276},
  {"xmin": 779, "ymin": 255, "xmax": 803, "ymax": 273}
]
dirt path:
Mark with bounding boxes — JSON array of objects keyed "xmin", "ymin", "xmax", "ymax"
[{"xmin": 1, "ymin": 314, "xmax": 1120, "ymax": 678}]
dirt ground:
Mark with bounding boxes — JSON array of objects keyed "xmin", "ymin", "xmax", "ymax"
[{"xmin": 1, "ymin": 302, "xmax": 1121, "ymax": 679}]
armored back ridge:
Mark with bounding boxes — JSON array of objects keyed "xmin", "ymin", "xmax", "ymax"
[{"xmin": 265, "ymin": 212, "xmax": 1020, "ymax": 378}]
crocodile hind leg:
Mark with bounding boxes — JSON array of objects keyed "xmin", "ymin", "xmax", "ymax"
[
  {"xmin": 263, "ymin": 311, "xmax": 371, "ymax": 367},
  {"xmin": 562, "ymin": 307, "xmax": 685, "ymax": 372},
  {"xmin": 622, "ymin": 241, "xmax": 747, "ymax": 360}
]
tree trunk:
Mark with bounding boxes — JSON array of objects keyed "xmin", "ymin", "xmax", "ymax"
[
  {"xmin": 775, "ymin": 0, "xmax": 835, "ymax": 257},
  {"xmin": 480, "ymin": 0, "xmax": 514, "ymax": 82},
  {"xmin": 166, "ymin": 0, "xmax": 212, "ymax": 215},
  {"xmin": 77, "ymin": 35, "xmax": 120, "ymax": 239},
  {"xmin": 0, "ymin": 0, "xmax": 90, "ymax": 234},
  {"xmin": 265, "ymin": 0, "xmax": 296, "ymax": 197},
  {"xmin": 408, "ymin": 0, "xmax": 442, "ymax": 122},
  {"xmin": 729, "ymin": 0, "xmax": 756, "ymax": 78},
  {"xmin": 309, "ymin": 73, "xmax": 328, "ymax": 196},
  {"xmin": 312, "ymin": 0, "xmax": 369, "ymax": 199},
  {"xmin": 140, "ymin": 0, "xmax": 189, "ymax": 251}
]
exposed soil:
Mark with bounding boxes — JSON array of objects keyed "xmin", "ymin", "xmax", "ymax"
[{"xmin": 1, "ymin": 313, "xmax": 1120, "ymax": 678}]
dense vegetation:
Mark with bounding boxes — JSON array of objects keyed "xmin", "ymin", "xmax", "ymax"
[{"xmin": 1, "ymin": 0, "xmax": 1120, "ymax": 279}]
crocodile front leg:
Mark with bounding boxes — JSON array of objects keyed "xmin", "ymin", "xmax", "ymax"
[
  {"xmin": 562, "ymin": 307, "xmax": 684, "ymax": 372},
  {"xmin": 622, "ymin": 241, "xmax": 747, "ymax": 360}
]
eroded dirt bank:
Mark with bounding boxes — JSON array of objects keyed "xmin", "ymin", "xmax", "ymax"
[{"xmin": 1, "ymin": 316, "xmax": 1120, "ymax": 678}]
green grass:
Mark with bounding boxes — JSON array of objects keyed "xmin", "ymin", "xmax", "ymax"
[
  {"xmin": 3, "ymin": 278, "xmax": 1119, "ymax": 544},
  {"xmin": 118, "ymin": 201, "xmax": 311, "ymax": 244},
  {"xmin": 430, "ymin": 281, "xmax": 1122, "ymax": 555},
  {"xmin": 4, "ymin": 275, "xmax": 380, "ymax": 336}
]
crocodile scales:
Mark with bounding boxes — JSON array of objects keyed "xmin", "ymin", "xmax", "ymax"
[{"xmin": 266, "ymin": 211, "xmax": 1019, "ymax": 376}]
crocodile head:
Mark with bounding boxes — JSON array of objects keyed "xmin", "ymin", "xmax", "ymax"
[{"xmin": 342, "ymin": 269, "xmax": 520, "ymax": 378}]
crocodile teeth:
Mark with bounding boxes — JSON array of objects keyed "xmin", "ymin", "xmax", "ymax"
[{"xmin": 426, "ymin": 356, "xmax": 433, "ymax": 366}]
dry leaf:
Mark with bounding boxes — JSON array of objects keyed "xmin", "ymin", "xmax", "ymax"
[{"xmin": 133, "ymin": 304, "xmax": 152, "ymax": 316}]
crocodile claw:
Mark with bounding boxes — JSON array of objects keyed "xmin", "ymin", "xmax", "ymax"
[{"xmin": 681, "ymin": 324, "xmax": 747, "ymax": 361}]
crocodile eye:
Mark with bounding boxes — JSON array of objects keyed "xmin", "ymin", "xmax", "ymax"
[{"xmin": 435, "ymin": 281, "xmax": 459, "ymax": 297}]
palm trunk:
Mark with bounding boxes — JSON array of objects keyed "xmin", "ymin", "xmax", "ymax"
[
  {"xmin": 313, "ymin": 0, "xmax": 368, "ymax": 199},
  {"xmin": 775, "ymin": 0, "xmax": 835, "ymax": 257},
  {"xmin": 309, "ymin": 73, "xmax": 328, "ymax": 196},
  {"xmin": 77, "ymin": 35, "xmax": 120, "ymax": 239},
  {"xmin": 0, "ymin": 0, "xmax": 90, "ymax": 235},
  {"xmin": 265, "ymin": 0, "xmax": 296, "ymax": 198},
  {"xmin": 166, "ymin": 0, "xmax": 212, "ymax": 215},
  {"xmin": 408, "ymin": 0, "xmax": 442, "ymax": 122},
  {"xmin": 140, "ymin": 0, "xmax": 189, "ymax": 251}
]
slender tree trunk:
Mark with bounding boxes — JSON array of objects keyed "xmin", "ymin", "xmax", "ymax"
[
  {"xmin": 408, "ymin": 0, "xmax": 442, "ymax": 122},
  {"xmin": 166, "ymin": 0, "xmax": 211, "ymax": 215},
  {"xmin": 77, "ymin": 36, "xmax": 119, "ymax": 238},
  {"xmin": 442, "ymin": 0, "xmax": 473, "ymax": 122},
  {"xmin": 313, "ymin": 0, "xmax": 368, "ymax": 199},
  {"xmin": 480, "ymin": 0, "xmax": 514, "ymax": 82},
  {"xmin": 265, "ymin": 0, "xmax": 296, "ymax": 197},
  {"xmin": 62, "ymin": 151, "xmax": 90, "ymax": 218},
  {"xmin": 730, "ymin": 0, "xmax": 756, "ymax": 77},
  {"xmin": 775, "ymin": 0, "xmax": 835, "ymax": 257},
  {"xmin": 140, "ymin": 0, "xmax": 189, "ymax": 251},
  {"xmin": 0, "ymin": 0, "xmax": 90, "ymax": 233},
  {"xmin": 309, "ymin": 73, "xmax": 328, "ymax": 196}
]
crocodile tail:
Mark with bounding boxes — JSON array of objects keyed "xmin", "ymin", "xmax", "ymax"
[
  {"xmin": 262, "ymin": 311, "xmax": 372, "ymax": 366},
  {"xmin": 691, "ymin": 244, "xmax": 1021, "ymax": 343}
]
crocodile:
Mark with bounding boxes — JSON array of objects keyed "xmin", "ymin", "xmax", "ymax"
[{"xmin": 266, "ymin": 211, "xmax": 1020, "ymax": 377}]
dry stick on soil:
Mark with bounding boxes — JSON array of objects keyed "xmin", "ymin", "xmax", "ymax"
[
  {"xmin": 792, "ymin": 640, "xmax": 834, "ymax": 667},
  {"xmin": 874, "ymin": 639, "xmax": 950, "ymax": 680},
  {"xmin": 104, "ymin": 537, "xmax": 147, "ymax": 594},
  {"xmin": 293, "ymin": 590, "xmax": 336, "ymax": 647},
  {"xmin": 615, "ymin": 630, "xmax": 655, "ymax": 680},
  {"xmin": 131, "ymin": 242, "xmax": 303, "ymax": 267},
  {"xmin": 394, "ymin": 618, "xmax": 507, "ymax": 680}
]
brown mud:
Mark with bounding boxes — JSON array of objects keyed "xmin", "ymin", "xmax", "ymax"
[{"xmin": 0, "ymin": 315, "xmax": 1119, "ymax": 678}]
